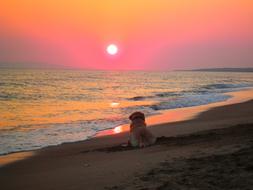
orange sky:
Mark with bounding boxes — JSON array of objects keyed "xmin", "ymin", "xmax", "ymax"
[{"xmin": 0, "ymin": 0, "xmax": 253, "ymax": 70}]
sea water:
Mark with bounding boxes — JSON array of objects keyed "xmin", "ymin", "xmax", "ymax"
[{"xmin": 0, "ymin": 69, "xmax": 253, "ymax": 155}]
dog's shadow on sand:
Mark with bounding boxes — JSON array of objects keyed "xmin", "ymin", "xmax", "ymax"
[
  {"xmin": 80, "ymin": 133, "xmax": 217, "ymax": 153},
  {"xmin": 80, "ymin": 137, "xmax": 171, "ymax": 154}
]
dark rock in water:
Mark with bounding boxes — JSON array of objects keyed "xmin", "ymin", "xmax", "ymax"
[
  {"xmin": 128, "ymin": 96, "xmax": 146, "ymax": 101},
  {"xmin": 155, "ymin": 92, "xmax": 178, "ymax": 97}
]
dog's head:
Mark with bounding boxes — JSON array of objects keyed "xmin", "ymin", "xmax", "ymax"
[{"xmin": 129, "ymin": 112, "xmax": 145, "ymax": 121}]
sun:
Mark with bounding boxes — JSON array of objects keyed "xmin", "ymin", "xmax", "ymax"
[{"xmin": 106, "ymin": 44, "xmax": 118, "ymax": 55}]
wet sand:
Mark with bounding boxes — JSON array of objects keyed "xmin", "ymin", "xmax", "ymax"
[{"xmin": 0, "ymin": 89, "xmax": 253, "ymax": 190}]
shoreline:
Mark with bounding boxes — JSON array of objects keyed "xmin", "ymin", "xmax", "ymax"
[
  {"xmin": 96, "ymin": 88, "xmax": 253, "ymax": 136},
  {"xmin": 0, "ymin": 88, "xmax": 253, "ymax": 167}
]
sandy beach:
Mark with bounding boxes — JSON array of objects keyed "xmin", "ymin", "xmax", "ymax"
[{"xmin": 0, "ymin": 89, "xmax": 253, "ymax": 190}]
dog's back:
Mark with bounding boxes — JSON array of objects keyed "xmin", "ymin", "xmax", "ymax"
[
  {"xmin": 130, "ymin": 118, "xmax": 146, "ymax": 131},
  {"xmin": 130, "ymin": 118, "xmax": 156, "ymax": 147}
]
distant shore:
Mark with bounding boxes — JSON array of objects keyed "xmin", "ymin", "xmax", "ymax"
[
  {"xmin": 0, "ymin": 89, "xmax": 253, "ymax": 190},
  {"xmin": 175, "ymin": 67, "xmax": 253, "ymax": 72}
]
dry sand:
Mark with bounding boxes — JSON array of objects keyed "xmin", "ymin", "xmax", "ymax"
[{"xmin": 0, "ymin": 89, "xmax": 253, "ymax": 190}]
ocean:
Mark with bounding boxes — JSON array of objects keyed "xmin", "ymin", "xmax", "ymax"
[{"xmin": 0, "ymin": 69, "xmax": 253, "ymax": 155}]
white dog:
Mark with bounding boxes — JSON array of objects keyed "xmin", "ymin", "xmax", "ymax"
[{"xmin": 129, "ymin": 112, "xmax": 156, "ymax": 148}]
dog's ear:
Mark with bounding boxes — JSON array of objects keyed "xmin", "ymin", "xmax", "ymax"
[{"xmin": 129, "ymin": 113, "xmax": 134, "ymax": 120}]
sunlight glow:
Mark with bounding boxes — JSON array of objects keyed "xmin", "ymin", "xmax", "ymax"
[
  {"xmin": 113, "ymin": 126, "xmax": 123, "ymax": 133},
  {"xmin": 106, "ymin": 44, "xmax": 118, "ymax": 55},
  {"xmin": 110, "ymin": 102, "xmax": 120, "ymax": 107}
]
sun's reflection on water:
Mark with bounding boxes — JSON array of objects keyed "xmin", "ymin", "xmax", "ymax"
[
  {"xmin": 110, "ymin": 102, "xmax": 120, "ymax": 108},
  {"xmin": 96, "ymin": 124, "xmax": 129, "ymax": 137},
  {"xmin": 113, "ymin": 125, "xmax": 123, "ymax": 133}
]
